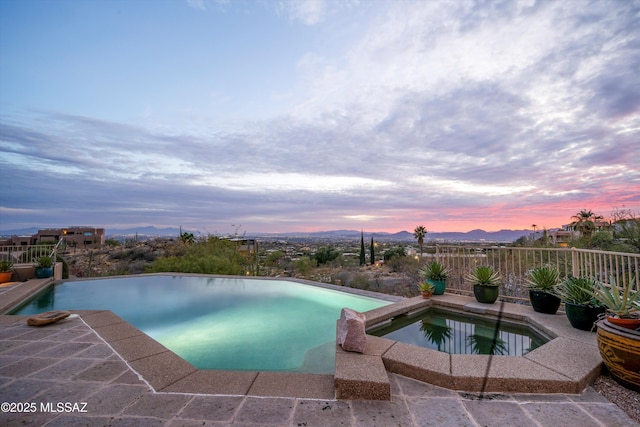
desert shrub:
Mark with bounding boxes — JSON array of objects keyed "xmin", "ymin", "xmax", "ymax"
[
  {"xmin": 265, "ymin": 250, "xmax": 286, "ymax": 267},
  {"xmin": 386, "ymin": 254, "xmax": 419, "ymax": 273},
  {"xmin": 350, "ymin": 273, "xmax": 371, "ymax": 290},
  {"xmin": 126, "ymin": 260, "xmax": 149, "ymax": 275},
  {"xmin": 313, "ymin": 246, "xmax": 341, "ymax": 265},
  {"xmin": 149, "ymin": 254, "xmax": 245, "ymax": 275},
  {"xmin": 109, "ymin": 247, "xmax": 157, "ymax": 262},
  {"xmin": 332, "ymin": 270, "xmax": 353, "ymax": 286},
  {"xmin": 367, "ymin": 274, "xmax": 385, "ymax": 292},
  {"xmin": 328, "ymin": 253, "xmax": 347, "ymax": 268},
  {"xmin": 383, "ymin": 246, "xmax": 407, "ymax": 261},
  {"xmin": 292, "ymin": 257, "xmax": 313, "ymax": 276},
  {"xmin": 104, "ymin": 238, "xmax": 120, "ymax": 247},
  {"xmin": 105, "ymin": 267, "xmax": 132, "ymax": 276},
  {"xmin": 148, "ymin": 236, "xmax": 247, "ymax": 275}
]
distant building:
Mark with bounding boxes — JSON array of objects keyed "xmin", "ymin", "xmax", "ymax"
[
  {"xmin": 227, "ymin": 238, "xmax": 257, "ymax": 257},
  {"xmin": 546, "ymin": 227, "xmax": 576, "ymax": 247},
  {"xmin": 2, "ymin": 227, "xmax": 105, "ymax": 249},
  {"xmin": 546, "ymin": 220, "xmax": 610, "ymax": 247},
  {"xmin": 561, "ymin": 220, "xmax": 610, "ymax": 234}
]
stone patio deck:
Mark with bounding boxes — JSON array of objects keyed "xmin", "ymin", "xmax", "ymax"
[{"xmin": 0, "ymin": 277, "xmax": 637, "ymax": 426}]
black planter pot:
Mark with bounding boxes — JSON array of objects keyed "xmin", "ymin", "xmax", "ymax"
[
  {"xmin": 529, "ymin": 290, "xmax": 562, "ymax": 314},
  {"xmin": 473, "ymin": 284, "xmax": 499, "ymax": 304},
  {"xmin": 564, "ymin": 302, "xmax": 606, "ymax": 331}
]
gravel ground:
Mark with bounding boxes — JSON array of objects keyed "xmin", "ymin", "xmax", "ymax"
[{"xmin": 592, "ymin": 373, "xmax": 640, "ymax": 423}]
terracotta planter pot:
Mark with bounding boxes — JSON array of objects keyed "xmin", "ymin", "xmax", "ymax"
[
  {"xmin": 0, "ymin": 271, "xmax": 13, "ymax": 284},
  {"xmin": 421, "ymin": 291, "xmax": 433, "ymax": 299},
  {"xmin": 606, "ymin": 315, "xmax": 640, "ymax": 330},
  {"xmin": 529, "ymin": 290, "xmax": 561, "ymax": 314},
  {"xmin": 596, "ymin": 319, "xmax": 640, "ymax": 392}
]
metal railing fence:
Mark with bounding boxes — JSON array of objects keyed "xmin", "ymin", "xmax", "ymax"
[
  {"xmin": 422, "ymin": 245, "xmax": 640, "ymax": 303},
  {"xmin": 0, "ymin": 243, "xmax": 58, "ymax": 264}
]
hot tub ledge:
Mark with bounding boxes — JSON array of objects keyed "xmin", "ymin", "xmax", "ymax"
[{"xmin": 334, "ymin": 352, "xmax": 390, "ymax": 400}]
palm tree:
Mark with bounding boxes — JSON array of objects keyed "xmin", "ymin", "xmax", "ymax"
[
  {"xmin": 571, "ymin": 210, "xmax": 603, "ymax": 248},
  {"xmin": 414, "ymin": 225, "xmax": 427, "ymax": 258}
]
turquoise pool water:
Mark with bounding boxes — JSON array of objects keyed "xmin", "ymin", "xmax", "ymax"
[
  {"xmin": 368, "ymin": 308, "xmax": 549, "ymax": 356},
  {"xmin": 13, "ymin": 275, "xmax": 390, "ymax": 373}
]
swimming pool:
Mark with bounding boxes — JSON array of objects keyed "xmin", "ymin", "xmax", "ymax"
[
  {"xmin": 368, "ymin": 308, "xmax": 549, "ymax": 356},
  {"xmin": 13, "ymin": 275, "xmax": 391, "ymax": 373}
]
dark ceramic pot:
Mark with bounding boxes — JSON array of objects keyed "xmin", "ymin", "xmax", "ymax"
[
  {"xmin": 529, "ymin": 290, "xmax": 562, "ymax": 314},
  {"xmin": 564, "ymin": 302, "xmax": 605, "ymax": 331},
  {"xmin": 473, "ymin": 284, "xmax": 499, "ymax": 304}
]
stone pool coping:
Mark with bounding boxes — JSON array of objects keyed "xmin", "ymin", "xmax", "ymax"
[
  {"xmin": 0, "ymin": 276, "xmax": 603, "ymax": 401},
  {"xmin": 335, "ymin": 293, "xmax": 603, "ymax": 400}
]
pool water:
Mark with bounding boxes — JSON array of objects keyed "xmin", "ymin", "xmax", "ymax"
[
  {"xmin": 368, "ymin": 308, "xmax": 549, "ymax": 356},
  {"xmin": 13, "ymin": 275, "xmax": 390, "ymax": 373}
]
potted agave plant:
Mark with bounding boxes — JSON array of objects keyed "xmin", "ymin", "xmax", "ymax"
[
  {"xmin": 419, "ymin": 261, "xmax": 450, "ymax": 295},
  {"xmin": 591, "ymin": 275, "xmax": 640, "ymax": 330},
  {"xmin": 555, "ymin": 276, "xmax": 605, "ymax": 331},
  {"xmin": 35, "ymin": 256, "xmax": 54, "ymax": 279},
  {"xmin": 524, "ymin": 266, "xmax": 562, "ymax": 314},
  {"xmin": 418, "ymin": 281, "xmax": 435, "ymax": 299},
  {"xmin": 466, "ymin": 266, "xmax": 501, "ymax": 304}
]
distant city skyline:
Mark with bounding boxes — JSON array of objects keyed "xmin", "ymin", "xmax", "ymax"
[{"xmin": 1, "ymin": 1, "xmax": 639, "ymax": 234}]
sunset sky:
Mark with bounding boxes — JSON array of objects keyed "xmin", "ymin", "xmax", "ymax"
[{"xmin": 1, "ymin": 0, "xmax": 639, "ymax": 235}]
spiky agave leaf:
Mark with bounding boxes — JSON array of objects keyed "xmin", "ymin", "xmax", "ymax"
[
  {"xmin": 524, "ymin": 266, "xmax": 560, "ymax": 292},
  {"xmin": 465, "ymin": 266, "xmax": 501, "ymax": 286},
  {"xmin": 591, "ymin": 275, "xmax": 640, "ymax": 317}
]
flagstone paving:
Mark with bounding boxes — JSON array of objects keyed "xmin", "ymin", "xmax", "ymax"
[{"xmin": 0, "ymin": 313, "xmax": 637, "ymax": 427}]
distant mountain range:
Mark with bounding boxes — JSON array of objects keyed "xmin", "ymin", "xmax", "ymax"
[
  {"xmin": 0, "ymin": 226, "xmax": 533, "ymax": 243},
  {"xmin": 263, "ymin": 229, "xmax": 532, "ymax": 243}
]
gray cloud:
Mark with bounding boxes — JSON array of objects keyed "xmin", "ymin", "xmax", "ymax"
[{"xmin": 1, "ymin": 0, "xmax": 639, "ymax": 232}]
